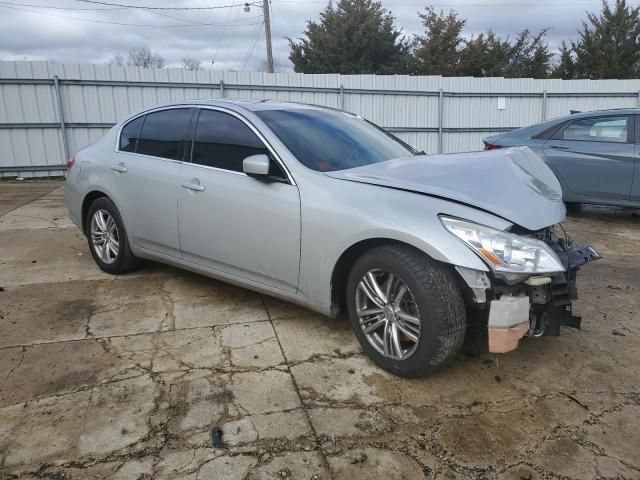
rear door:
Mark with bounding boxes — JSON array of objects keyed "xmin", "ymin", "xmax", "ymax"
[
  {"xmin": 543, "ymin": 115, "xmax": 634, "ymax": 200},
  {"xmin": 109, "ymin": 107, "xmax": 194, "ymax": 258},
  {"xmin": 177, "ymin": 108, "xmax": 301, "ymax": 292}
]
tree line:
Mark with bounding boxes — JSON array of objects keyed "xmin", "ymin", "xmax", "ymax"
[
  {"xmin": 107, "ymin": 0, "xmax": 639, "ymax": 79},
  {"xmin": 289, "ymin": 0, "xmax": 640, "ymax": 79},
  {"xmin": 109, "ymin": 47, "xmax": 201, "ymax": 71}
]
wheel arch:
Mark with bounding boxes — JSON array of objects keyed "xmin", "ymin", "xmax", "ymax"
[
  {"xmin": 331, "ymin": 238, "xmax": 437, "ymax": 315},
  {"xmin": 81, "ymin": 190, "xmax": 110, "ymax": 234}
]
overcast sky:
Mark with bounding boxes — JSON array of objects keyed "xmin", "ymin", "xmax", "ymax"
[{"xmin": 0, "ymin": 0, "xmax": 621, "ymax": 71}]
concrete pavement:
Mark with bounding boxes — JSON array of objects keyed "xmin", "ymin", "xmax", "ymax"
[{"xmin": 1, "ymin": 181, "xmax": 639, "ymax": 479}]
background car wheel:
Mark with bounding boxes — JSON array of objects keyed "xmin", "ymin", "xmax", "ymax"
[
  {"xmin": 346, "ymin": 244, "xmax": 466, "ymax": 378},
  {"xmin": 86, "ymin": 197, "xmax": 141, "ymax": 274}
]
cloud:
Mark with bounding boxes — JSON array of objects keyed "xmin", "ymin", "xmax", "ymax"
[{"xmin": 0, "ymin": 0, "xmax": 598, "ymax": 70}]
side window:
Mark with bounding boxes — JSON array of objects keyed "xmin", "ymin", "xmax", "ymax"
[
  {"xmin": 119, "ymin": 115, "xmax": 144, "ymax": 152},
  {"xmin": 136, "ymin": 108, "xmax": 193, "ymax": 160},
  {"xmin": 192, "ymin": 109, "xmax": 285, "ymax": 179},
  {"xmin": 561, "ymin": 116, "xmax": 630, "ymax": 143}
]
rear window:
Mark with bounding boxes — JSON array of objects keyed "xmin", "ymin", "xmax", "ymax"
[
  {"xmin": 119, "ymin": 116, "xmax": 144, "ymax": 152},
  {"xmin": 561, "ymin": 116, "xmax": 629, "ymax": 143}
]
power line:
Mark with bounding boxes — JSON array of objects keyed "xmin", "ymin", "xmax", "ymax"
[
  {"xmin": 0, "ymin": 2, "xmax": 262, "ymax": 27},
  {"xmin": 274, "ymin": 0, "xmax": 631, "ymax": 5},
  {"xmin": 150, "ymin": 8, "xmax": 260, "ymax": 26},
  {"xmin": 0, "ymin": 0, "xmax": 123, "ymax": 9},
  {"xmin": 72, "ymin": 0, "xmax": 260, "ymax": 10},
  {"xmin": 220, "ymin": 3, "xmax": 243, "ymax": 66},
  {"xmin": 243, "ymin": 20, "xmax": 264, "ymax": 71},
  {"xmin": 213, "ymin": 0, "xmax": 236, "ymax": 66}
]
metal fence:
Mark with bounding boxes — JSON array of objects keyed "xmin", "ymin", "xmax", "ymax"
[{"xmin": 2, "ymin": 60, "xmax": 640, "ymax": 177}]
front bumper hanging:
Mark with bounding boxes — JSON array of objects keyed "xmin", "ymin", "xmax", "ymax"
[{"xmin": 484, "ymin": 238, "xmax": 601, "ymax": 353}]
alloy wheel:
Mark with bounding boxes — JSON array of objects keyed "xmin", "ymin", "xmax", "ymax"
[
  {"xmin": 90, "ymin": 209, "xmax": 119, "ymax": 264},
  {"xmin": 355, "ymin": 269, "xmax": 421, "ymax": 360}
]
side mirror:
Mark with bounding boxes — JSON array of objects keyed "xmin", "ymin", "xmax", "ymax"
[{"xmin": 243, "ymin": 154, "xmax": 270, "ymax": 179}]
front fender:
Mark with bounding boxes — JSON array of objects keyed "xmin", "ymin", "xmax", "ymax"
[{"xmin": 297, "ymin": 179, "xmax": 512, "ymax": 312}]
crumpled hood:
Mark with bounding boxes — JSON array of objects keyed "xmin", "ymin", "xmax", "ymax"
[{"xmin": 325, "ymin": 146, "xmax": 565, "ymax": 231}]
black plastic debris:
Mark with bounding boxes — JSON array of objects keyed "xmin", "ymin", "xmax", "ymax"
[{"xmin": 211, "ymin": 426, "xmax": 224, "ymax": 448}]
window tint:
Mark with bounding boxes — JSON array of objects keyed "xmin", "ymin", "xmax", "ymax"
[
  {"xmin": 119, "ymin": 115, "xmax": 144, "ymax": 152},
  {"xmin": 136, "ymin": 108, "xmax": 193, "ymax": 160},
  {"xmin": 255, "ymin": 109, "xmax": 415, "ymax": 172},
  {"xmin": 192, "ymin": 109, "xmax": 270, "ymax": 173},
  {"xmin": 562, "ymin": 116, "xmax": 629, "ymax": 143}
]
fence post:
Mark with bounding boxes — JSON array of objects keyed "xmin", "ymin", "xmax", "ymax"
[
  {"xmin": 339, "ymin": 84, "xmax": 345, "ymax": 110},
  {"xmin": 541, "ymin": 90, "xmax": 547, "ymax": 121},
  {"xmin": 220, "ymin": 79, "xmax": 225, "ymax": 98},
  {"xmin": 53, "ymin": 75, "xmax": 70, "ymax": 162},
  {"xmin": 438, "ymin": 88, "xmax": 444, "ymax": 154}
]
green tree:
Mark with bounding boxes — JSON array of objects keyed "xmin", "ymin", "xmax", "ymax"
[
  {"xmin": 411, "ymin": 7, "xmax": 465, "ymax": 75},
  {"xmin": 572, "ymin": 0, "xmax": 640, "ymax": 79},
  {"xmin": 288, "ymin": 0, "xmax": 410, "ymax": 74},
  {"xmin": 457, "ymin": 30, "xmax": 551, "ymax": 78},
  {"xmin": 551, "ymin": 41, "xmax": 577, "ymax": 79}
]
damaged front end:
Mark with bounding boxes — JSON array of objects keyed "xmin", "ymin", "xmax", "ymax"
[{"xmin": 451, "ymin": 222, "xmax": 601, "ymax": 354}]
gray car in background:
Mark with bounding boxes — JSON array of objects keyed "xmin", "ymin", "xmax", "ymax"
[
  {"xmin": 484, "ymin": 109, "xmax": 640, "ymax": 208},
  {"xmin": 66, "ymin": 100, "xmax": 599, "ymax": 377}
]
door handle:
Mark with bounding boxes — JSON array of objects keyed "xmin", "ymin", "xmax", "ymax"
[
  {"xmin": 550, "ymin": 145, "xmax": 568, "ymax": 150},
  {"xmin": 181, "ymin": 182, "xmax": 205, "ymax": 192},
  {"xmin": 110, "ymin": 162, "xmax": 127, "ymax": 173}
]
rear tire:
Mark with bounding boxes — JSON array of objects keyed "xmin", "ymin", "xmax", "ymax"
[
  {"xmin": 346, "ymin": 244, "xmax": 466, "ymax": 378},
  {"xmin": 86, "ymin": 197, "xmax": 141, "ymax": 275}
]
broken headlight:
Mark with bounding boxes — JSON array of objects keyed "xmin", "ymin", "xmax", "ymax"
[{"xmin": 441, "ymin": 216, "xmax": 565, "ymax": 275}]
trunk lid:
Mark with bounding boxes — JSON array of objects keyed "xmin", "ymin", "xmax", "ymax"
[{"xmin": 325, "ymin": 146, "xmax": 565, "ymax": 231}]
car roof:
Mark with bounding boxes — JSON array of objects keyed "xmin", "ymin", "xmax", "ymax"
[
  {"xmin": 484, "ymin": 107, "xmax": 639, "ymax": 143},
  {"xmin": 153, "ymin": 98, "xmax": 332, "ymax": 112},
  {"xmin": 553, "ymin": 108, "xmax": 639, "ymax": 120}
]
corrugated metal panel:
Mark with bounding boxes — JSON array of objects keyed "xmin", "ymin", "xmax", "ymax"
[{"xmin": 2, "ymin": 60, "xmax": 640, "ymax": 176}]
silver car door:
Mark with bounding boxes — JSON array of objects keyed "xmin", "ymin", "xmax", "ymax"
[
  {"xmin": 108, "ymin": 107, "xmax": 194, "ymax": 258},
  {"xmin": 542, "ymin": 115, "xmax": 634, "ymax": 200},
  {"xmin": 177, "ymin": 108, "xmax": 301, "ymax": 293}
]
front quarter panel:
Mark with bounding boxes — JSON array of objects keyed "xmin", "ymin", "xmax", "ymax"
[{"xmin": 296, "ymin": 175, "xmax": 513, "ymax": 312}]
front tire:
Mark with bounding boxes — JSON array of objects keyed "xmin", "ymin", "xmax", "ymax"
[
  {"xmin": 86, "ymin": 197, "xmax": 141, "ymax": 274},
  {"xmin": 346, "ymin": 244, "xmax": 466, "ymax": 378}
]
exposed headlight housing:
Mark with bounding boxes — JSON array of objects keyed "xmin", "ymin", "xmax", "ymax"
[{"xmin": 441, "ymin": 216, "xmax": 565, "ymax": 277}]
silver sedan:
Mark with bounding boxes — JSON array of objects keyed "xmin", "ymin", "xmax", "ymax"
[{"xmin": 65, "ymin": 100, "xmax": 598, "ymax": 377}]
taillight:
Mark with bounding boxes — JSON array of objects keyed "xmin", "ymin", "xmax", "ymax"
[
  {"xmin": 483, "ymin": 143, "xmax": 502, "ymax": 151},
  {"xmin": 67, "ymin": 155, "xmax": 75, "ymax": 170}
]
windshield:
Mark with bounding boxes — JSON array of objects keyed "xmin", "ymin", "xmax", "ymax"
[{"xmin": 255, "ymin": 108, "xmax": 417, "ymax": 172}]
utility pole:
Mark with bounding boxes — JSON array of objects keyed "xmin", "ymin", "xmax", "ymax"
[{"xmin": 262, "ymin": 0, "xmax": 274, "ymax": 73}]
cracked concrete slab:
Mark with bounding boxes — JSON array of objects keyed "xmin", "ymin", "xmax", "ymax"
[
  {"xmin": 273, "ymin": 315, "xmax": 361, "ymax": 362},
  {"xmin": 328, "ymin": 447, "xmax": 426, "ymax": 479},
  {"xmin": 165, "ymin": 274, "xmax": 269, "ymax": 329},
  {"xmin": 291, "ymin": 355, "xmax": 403, "ymax": 406},
  {"xmin": 1, "ymin": 180, "xmax": 640, "ymax": 480},
  {"xmin": 0, "ymin": 180, "xmax": 61, "ymax": 216},
  {"xmin": 0, "ymin": 188, "xmax": 73, "ymax": 231},
  {"xmin": 0, "ymin": 226, "xmax": 111, "ymax": 287}
]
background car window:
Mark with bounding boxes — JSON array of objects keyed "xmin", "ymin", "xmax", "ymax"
[
  {"xmin": 136, "ymin": 108, "xmax": 193, "ymax": 160},
  {"xmin": 119, "ymin": 115, "xmax": 144, "ymax": 152},
  {"xmin": 562, "ymin": 116, "xmax": 629, "ymax": 143},
  {"xmin": 192, "ymin": 110, "xmax": 276, "ymax": 175}
]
